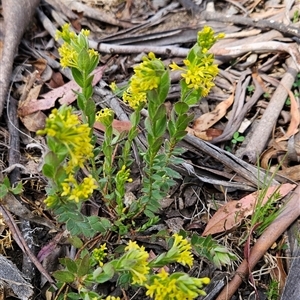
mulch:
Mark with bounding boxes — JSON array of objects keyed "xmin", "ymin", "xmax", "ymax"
[{"xmin": 0, "ymin": 0, "xmax": 299, "ymax": 299}]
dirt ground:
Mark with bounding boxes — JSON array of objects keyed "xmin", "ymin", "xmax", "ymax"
[{"xmin": 0, "ymin": 0, "xmax": 300, "ymax": 299}]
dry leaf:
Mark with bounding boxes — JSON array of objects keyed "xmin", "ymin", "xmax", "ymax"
[
  {"xmin": 202, "ymin": 183, "xmax": 296, "ymax": 236},
  {"xmin": 276, "ymin": 89, "xmax": 300, "ymax": 142},
  {"xmin": 94, "ymin": 119, "xmax": 132, "ymax": 133},
  {"xmin": 193, "ymin": 91, "xmax": 235, "ymax": 140},
  {"xmin": 17, "ymin": 66, "xmax": 105, "ymax": 117}
]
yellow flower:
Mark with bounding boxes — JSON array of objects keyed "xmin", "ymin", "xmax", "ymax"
[
  {"xmin": 117, "ymin": 240, "xmax": 150, "ymax": 285},
  {"xmin": 92, "ymin": 243, "xmax": 107, "ymax": 266},
  {"xmin": 55, "ymin": 23, "xmax": 76, "ymax": 42},
  {"xmin": 116, "ymin": 165, "xmax": 132, "ymax": 183},
  {"xmin": 95, "ymin": 108, "xmax": 114, "ymax": 124},
  {"xmin": 145, "ymin": 269, "xmax": 210, "ymax": 300},
  {"xmin": 122, "ymin": 87, "xmax": 147, "ymax": 110},
  {"xmin": 38, "ymin": 106, "xmax": 94, "ymax": 175},
  {"xmin": 169, "ymin": 26, "xmax": 222, "ymax": 98},
  {"xmin": 109, "ymin": 81, "xmax": 118, "ymax": 92},
  {"xmin": 122, "ymin": 52, "xmax": 166, "ymax": 110},
  {"xmin": 166, "ymin": 234, "xmax": 194, "ymax": 267},
  {"xmin": 55, "ymin": 23, "xmax": 99, "ymax": 70},
  {"xmin": 105, "ymin": 296, "xmax": 120, "ymax": 300},
  {"xmin": 61, "ymin": 174, "xmax": 97, "ymax": 203}
]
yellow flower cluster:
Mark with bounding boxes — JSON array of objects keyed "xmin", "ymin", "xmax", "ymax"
[
  {"xmin": 38, "ymin": 106, "xmax": 97, "ymax": 203},
  {"xmin": 123, "ymin": 52, "xmax": 165, "ymax": 110},
  {"xmin": 55, "ymin": 23, "xmax": 99, "ymax": 69},
  {"xmin": 197, "ymin": 26, "xmax": 225, "ymax": 53},
  {"xmin": 61, "ymin": 174, "xmax": 97, "ymax": 203},
  {"xmin": 170, "ymin": 26, "xmax": 223, "ymax": 97},
  {"xmin": 92, "ymin": 243, "xmax": 108, "ymax": 267},
  {"xmin": 167, "ymin": 234, "xmax": 194, "ymax": 267},
  {"xmin": 146, "ymin": 269, "xmax": 210, "ymax": 300},
  {"xmin": 105, "ymin": 297, "xmax": 120, "ymax": 300},
  {"xmin": 116, "ymin": 165, "xmax": 133, "ymax": 183},
  {"xmin": 95, "ymin": 108, "xmax": 114, "ymax": 126},
  {"xmin": 122, "ymin": 241, "xmax": 150, "ymax": 284},
  {"xmin": 39, "ymin": 106, "xmax": 94, "ymax": 172}
]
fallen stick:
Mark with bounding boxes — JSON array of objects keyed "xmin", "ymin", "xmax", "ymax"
[
  {"xmin": 238, "ymin": 58, "xmax": 298, "ymax": 163},
  {"xmin": 215, "ymin": 183, "xmax": 300, "ymax": 300}
]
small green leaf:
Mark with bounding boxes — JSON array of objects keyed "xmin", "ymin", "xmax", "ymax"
[
  {"xmin": 77, "ymin": 253, "xmax": 90, "ymax": 277},
  {"xmin": 2, "ymin": 176, "xmax": 11, "ymax": 188},
  {"xmin": 60, "ymin": 258, "xmax": 78, "ymax": 274},
  {"xmin": 53, "ymin": 270, "xmax": 75, "ymax": 283},
  {"xmin": 68, "ymin": 236, "xmax": 83, "ymax": 249},
  {"xmin": 174, "ymin": 102, "xmax": 189, "ymax": 114},
  {"xmin": 71, "ymin": 68, "xmax": 84, "ymax": 87},
  {"xmin": 157, "ymin": 70, "xmax": 170, "ymax": 102},
  {"xmin": 0, "ymin": 184, "xmax": 9, "ymax": 198},
  {"xmin": 94, "ymin": 264, "xmax": 114, "ymax": 283},
  {"xmin": 77, "ymin": 49, "xmax": 90, "ymax": 72},
  {"xmin": 42, "ymin": 163, "xmax": 55, "ymax": 178},
  {"xmin": 10, "ymin": 182, "xmax": 23, "ymax": 195},
  {"xmin": 77, "ymin": 93, "xmax": 86, "ymax": 112},
  {"xmin": 153, "ymin": 116, "xmax": 167, "ymax": 137}
]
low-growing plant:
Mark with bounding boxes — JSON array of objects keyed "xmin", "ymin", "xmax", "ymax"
[
  {"xmin": 231, "ymin": 131, "xmax": 245, "ymax": 145},
  {"xmin": 38, "ymin": 24, "xmax": 228, "ymax": 299}
]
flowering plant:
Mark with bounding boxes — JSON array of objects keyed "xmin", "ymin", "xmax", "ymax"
[
  {"xmin": 53, "ymin": 233, "xmax": 210, "ymax": 299},
  {"xmin": 38, "ymin": 24, "xmax": 225, "ymax": 299}
]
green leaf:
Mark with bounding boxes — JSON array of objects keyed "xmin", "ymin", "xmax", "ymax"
[
  {"xmin": 85, "ymin": 75, "xmax": 94, "ymax": 90},
  {"xmin": 78, "ymin": 49, "xmax": 90, "ymax": 72},
  {"xmin": 153, "ymin": 116, "xmax": 167, "ymax": 137},
  {"xmin": 84, "ymin": 84, "xmax": 93, "ymax": 100},
  {"xmin": 172, "ymin": 130, "xmax": 188, "ymax": 142},
  {"xmin": 94, "ymin": 264, "xmax": 114, "ymax": 283},
  {"xmin": 157, "ymin": 70, "xmax": 170, "ymax": 103},
  {"xmin": 67, "ymin": 293, "xmax": 81, "ymax": 300},
  {"xmin": 85, "ymin": 98, "xmax": 96, "ymax": 126},
  {"xmin": 53, "ymin": 270, "xmax": 75, "ymax": 283},
  {"xmin": 77, "ymin": 253, "xmax": 90, "ymax": 277},
  {"xmin": 153, "ymin": 104, "xmax": 167, "ymax": 120},
  {"xmin": 71, "ymin": 68, "xmax": 84, "ymax": 87},
  {"xmin": 0, "ymin": 184, "xmax": 9, "ymax": 198},
  {"xmin": 167, "ymin": 119, "xmax": 176, "ymax": 136},
  {"xmin": 174, "ymin": 102, "xmax": 189, "ymax": 115},
  {"xmin": 77, "ymin": 93, "xmax": 86, "ymax": 112},
  {"xmin": 10, "ymin": 182, "xmax": 23, "ymax": 195},
  {"xmin": 165, "ymin": 167, "xmax": 181, "ymax": 179},
  {"xmin": 2, "ymin": 176, "xmax": 11, "ymax": 188},
  {"xmin": 60, "ymin": 258, "xmax": 78, "ymax": 274},
  {"xmin": 68, "ymin": 236, "xmax": 83, "ymax": 249},
  {"xmin": 42, "ymin": 163, "xmax": 55, "ymax": 178},
  {"xmin": 87, "ymin": 56, "xmax": 100, "ymax": 75},
  {"xmin": 144, "ymin": 117, "xmax": 153, "ymax": 136}
]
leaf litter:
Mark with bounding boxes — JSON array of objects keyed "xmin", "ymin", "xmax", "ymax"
[{"xmin": 0, "ymin": 0, "xmax": 299, "ymax": 299}]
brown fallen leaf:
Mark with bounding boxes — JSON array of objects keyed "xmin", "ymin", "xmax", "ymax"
[
  {"xmin": 94, "ymin": 119, "xmax": 132, "ymax": 133},
  {"xmin": 276, "ymin": 88, "xmax": 300, "ymax": 142},
  {"xmin": 277, "ymin": 165, "xmax": 300, "ymax": 181},
  {"xmin": 202, "ymin": 183, "xmax": 296, "ymax": 236},
  {"xmin": 193, "ymin": 90, "xmax": 235, "ymax": 139},
  {"xmin": 17, "ymin": 66, "xmax": 105, "ymax": 117}
]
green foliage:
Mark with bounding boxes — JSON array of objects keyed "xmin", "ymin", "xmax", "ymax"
[
  {"xmin": 191, "ymin": 234, "xmax": 237, "ymax": 269},
  {"xmin": 293, "ymin": 9, "xmax": 300, "ymax": 23},
  {"xmin": 231, "ymin": 131, "xmax": 245, "ymax": 144},
  {"xmin": 266, "ymin": 279, "xmax": 280, "ymax": 300},
  {"xmin": 0, "ymin": 176, "xmax": 23, "ymax": 198},
  {"xmin": 247, "ymin": 84, "xmax": 255, "ymax": 93},
  {"xmin": 39, "ymin": 24, "xmax": 224, "ymax": 299}
]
